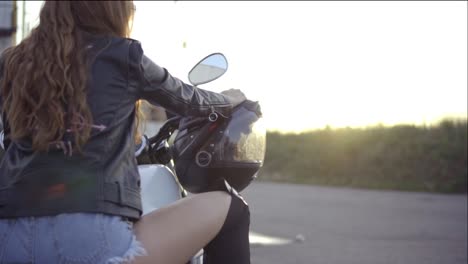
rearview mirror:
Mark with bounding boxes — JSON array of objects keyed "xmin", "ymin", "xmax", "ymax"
[{"xmin": 188, "ymin": 53, "xmax": 228, "ymax": 86}]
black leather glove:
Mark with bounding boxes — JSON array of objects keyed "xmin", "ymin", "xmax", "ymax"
[
  {"xmin": 239, "ymin": 100, "xmax": 262, "ymax": 117},
  {"xmin": 220, "ymin": 88, "xmax": 247, "ymax": 108}
]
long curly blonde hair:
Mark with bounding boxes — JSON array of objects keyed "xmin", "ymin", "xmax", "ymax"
[{"xmin": 1, "ymin": 1, "xmax": 136, "ymax": 151}]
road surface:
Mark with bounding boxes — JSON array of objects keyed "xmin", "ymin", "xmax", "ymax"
[{"xmin": 243, "ymin": 181, "xmax": 467, "ymax": 264}]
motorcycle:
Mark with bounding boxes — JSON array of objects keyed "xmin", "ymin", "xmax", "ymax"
[{"xmin": 136, "ymin": 53, "xmax": 232, "ymax": 264}]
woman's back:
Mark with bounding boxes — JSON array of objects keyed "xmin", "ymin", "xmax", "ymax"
[{"xmin": 0, "ymin": 35, "xmax": 145, "ymax": 220}]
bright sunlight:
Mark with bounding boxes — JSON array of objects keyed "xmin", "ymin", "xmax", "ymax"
[{"xmin": 19, "ymin": 1, "xmax": 468, "ymax": 133}]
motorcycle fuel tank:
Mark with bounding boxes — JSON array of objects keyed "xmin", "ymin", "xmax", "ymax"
[{"xmin": 139, "ymin": 164, "xmax": 182, "ymax": 215}]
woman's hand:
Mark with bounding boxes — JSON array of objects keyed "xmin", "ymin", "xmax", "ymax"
[{"xmin": 221, "ymin": 89, "xmax": 247, "ymax": 107}]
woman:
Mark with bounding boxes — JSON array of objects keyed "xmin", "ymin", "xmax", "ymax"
[{"xmin": 0, "ymin": 1, "xmax": 250, "ymax": 263}]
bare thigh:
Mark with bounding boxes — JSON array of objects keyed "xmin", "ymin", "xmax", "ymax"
[{"xmin": 131, "ymin": 191, "xmax": 232, "ymax": 264}]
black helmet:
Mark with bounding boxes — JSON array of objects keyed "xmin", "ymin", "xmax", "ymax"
[{"xmin": 171, "ymin": 100, "xmax": 266, "ymax": 193}]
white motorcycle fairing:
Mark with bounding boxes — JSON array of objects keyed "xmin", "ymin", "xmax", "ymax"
[{"xmin": 138, "ymin": 164, "xmax": 182, "ymax": 216}]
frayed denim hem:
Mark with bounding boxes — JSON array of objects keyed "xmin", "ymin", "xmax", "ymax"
[{"xmin": 107, "ymin": 235, "xmax": 148, "ymax": 264}]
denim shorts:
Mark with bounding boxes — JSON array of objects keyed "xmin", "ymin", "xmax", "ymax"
[{"xmin": 0, "ymin": 213, "xmax": 147, "ymax": 264}]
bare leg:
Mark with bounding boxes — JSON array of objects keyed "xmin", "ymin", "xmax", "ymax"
[{"xmin": 132, "ymin": 191, "xmax": 232, "ymax": 264}]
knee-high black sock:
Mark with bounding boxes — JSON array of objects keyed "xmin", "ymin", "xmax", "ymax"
[{"xmin": 203, "ymin": 184, "xmax": 251, "ymax": 264}]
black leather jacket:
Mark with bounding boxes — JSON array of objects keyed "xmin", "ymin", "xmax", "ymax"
[{"xmin": 0, "ymin": 35, "xmax": 234, "ymax": 220}]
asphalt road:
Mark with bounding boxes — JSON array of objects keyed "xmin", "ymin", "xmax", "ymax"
[{"xmin": 242, "ymin": 181, "xmax": 467, "ymax": 264}]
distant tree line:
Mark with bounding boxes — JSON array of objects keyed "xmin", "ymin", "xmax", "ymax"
[{"xmin": 260, "ymin": 119, "xmax": 467, "ymax": 193}]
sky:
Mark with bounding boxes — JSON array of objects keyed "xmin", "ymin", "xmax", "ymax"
[{"xmin": 19, "ymin": 1, "xmax": 468, "ymax": 132}]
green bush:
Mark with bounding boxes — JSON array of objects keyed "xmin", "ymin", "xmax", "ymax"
[{"xmin": 259, "ymin": 119, "xmax": 468, "ymax": 193}]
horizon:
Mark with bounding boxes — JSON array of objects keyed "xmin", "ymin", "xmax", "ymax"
[{"xmin": 267, "ymin": 116, "xmax": 468, "ymax": 134}]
